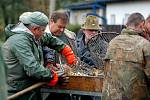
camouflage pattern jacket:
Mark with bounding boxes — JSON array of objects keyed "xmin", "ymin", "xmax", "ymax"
[
  {"xmin": 102, "ymin": 28, "xmax": 150, "ymax": 100},
  {"xmin": 2, "ymin": 24, "xmax": 65, "ymax": 99}
]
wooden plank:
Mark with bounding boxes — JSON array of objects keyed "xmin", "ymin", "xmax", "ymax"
[{"xmin": 45, "ymin": 76, "xmax": 103, "ymax": 92}]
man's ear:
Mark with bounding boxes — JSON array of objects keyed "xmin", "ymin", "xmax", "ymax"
[
  {"xmin": 138, "ymin": 21, "xmax": 145, "ymax": 29},
  {"xmin": 50, "ymin": 19, "xmax": 54, "ymax": 23},
  {"xmin": 82, "ymin": 29, "xmax": 86, "ymax": 33},
  {"xmin": 29, "ymin": 26, "xmax": 37, "ymax": 35},
  {"xmin": 140, "ymin": 21, "xmax": 145, "ymax": 28},
  {"xmin": 32, "ymin": 26, "xmax": 38, "ymax": 31}
]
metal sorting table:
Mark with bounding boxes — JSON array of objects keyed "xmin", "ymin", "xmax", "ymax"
[{"xmin": 41, "ymin": 76, "xmax": 103, "ymax": 96}]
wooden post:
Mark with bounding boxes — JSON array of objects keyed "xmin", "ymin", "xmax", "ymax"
[{"xmin": 8, "ymin": 82, "xmax": 47, "ymax": 100}]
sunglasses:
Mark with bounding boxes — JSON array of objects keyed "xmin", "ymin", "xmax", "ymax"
[{"xmin": 86, "ymin": 29, "xmax": 100, "ymax": 32}]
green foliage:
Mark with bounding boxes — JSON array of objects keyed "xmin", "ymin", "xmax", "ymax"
[
  {"xmin": 0, "ymin": 0, "xmax": 30, "ymax": 26},
  {"xmin": 56, "ymin": 0, "xmax": 85, "ymax": 10},
  {"xmin": 67, "ymin": 24, "xmax": 81, "ymax": 33},
  {"xmin": 0, "ymin": 0, "xmax": 84, "ymax": 39},
  {"xmin": 0, "ymin": 31, "xmax": 5, "ymax": 43},
  {"xmin": 0, "ymin": 0, "xmax": 29, "ymax": 41}
]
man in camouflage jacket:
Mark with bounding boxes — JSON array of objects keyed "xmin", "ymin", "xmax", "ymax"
[{"xmin": 102, "ymin": 13, "xmax": 150, "ymax": 100}]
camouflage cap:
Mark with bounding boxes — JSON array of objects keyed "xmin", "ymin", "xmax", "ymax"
[
  {"xmin": 81, "ymin": 15, "xmax": 100, "ymax": 30},
  {"xmin": 19, "ymin": 11, "xmax": 49, "ymax": 26}
]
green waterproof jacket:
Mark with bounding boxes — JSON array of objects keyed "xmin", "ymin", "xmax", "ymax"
[
  {"xmin": 2, "ymin": 24, "xmax": 65, "ymax": 99},
  {"xmin": 0, "ymin": 47, "xmax": 7, "ymax": 100}
]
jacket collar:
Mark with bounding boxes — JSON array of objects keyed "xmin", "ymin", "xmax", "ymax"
[
  {"xmin": 121, "ymin": 28, "xmax": 139, "ymax": 35},
  {"xmin": 11, "ymin": 22, "xmax": 33, "ymax": 36}
]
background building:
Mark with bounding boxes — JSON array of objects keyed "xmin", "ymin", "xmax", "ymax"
[{"xmin": 65, "ymin": 0, "xmax": 150, "ymax": 25}]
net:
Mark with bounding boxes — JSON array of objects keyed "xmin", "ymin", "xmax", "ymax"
[
  {"xmin": 87, "ymin": 32, "xmax": 119, "ymax": 67},
  {"xmin": 69, "ymin": 32, "xmax": 119, "ymax": 76}
]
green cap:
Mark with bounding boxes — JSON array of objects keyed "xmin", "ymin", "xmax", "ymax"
[
  {"xmin": 19, "ymin": 12, "xmax": 32, "ymax": 24},
  {"xmin": 19, "ymin": 11, "xmax": 49, "ymax": 26},
  {"xmin": 81, "ymin": 15, "xmax": 100, "ymax": 30}
]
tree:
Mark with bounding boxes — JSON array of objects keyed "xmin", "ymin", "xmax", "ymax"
[
  {"xmin": 55, "ymin": 0, "xmax": 85, "ymax": 10},
  {"xmin": 0, "ymin": 0, "xmax": 30, "ymax": 26}
]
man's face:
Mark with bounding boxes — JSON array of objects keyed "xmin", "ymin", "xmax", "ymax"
[
  {"xmin": 136, "ymin": 21, "xmax": 145, "ymax": 33},
  {"xmin": 50, "ymin": 19, "xmax": 67, "ymax": 36},
  {"xmin": 145, "ymin": 21, "xmax": 150, "ymax": 34},
  {"xmin": 32, "ymin": 26, "xmax": 46, "ymax": 40},
  {"xmin": 83, "ymin": 29, "xmax": 99, "ymax": 40}
]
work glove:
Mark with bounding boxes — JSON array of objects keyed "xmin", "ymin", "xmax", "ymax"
[
  {"xmin": 47, "ymin": 70, "xmax": 58, "ymax": 86},
  {"xmin": 60, "ymin": 45, "xmax": 77, "ymax": 65}
]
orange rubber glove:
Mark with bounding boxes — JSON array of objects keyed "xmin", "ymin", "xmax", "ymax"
[
  {"xmin": 47, "ymin": 70, "xmax": 58, "ymax": 86},
  {"xmin": 60, "ymin": 45, "xmax": 77, "ymax": 65}
]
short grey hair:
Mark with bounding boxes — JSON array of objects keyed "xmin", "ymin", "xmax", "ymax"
[{"xmin": 126, "ymin": 12, "xmax": 145, "ymax": 27}]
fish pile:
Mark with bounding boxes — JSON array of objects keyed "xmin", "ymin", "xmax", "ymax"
[{"xmin": 68, "ymin": 60, "xmax": 104, "ymax": 77}]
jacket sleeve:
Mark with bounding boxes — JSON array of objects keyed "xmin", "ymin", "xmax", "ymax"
[
  {"xmin": 11, "ymin": 36, "xmax": 53, "ymax": 81},
  {"xmin": 41, "ymin": 32, "xmax": 77, "ymax": 65},
  {"xmin": 41, "ymin": 32, "xmax": 65, "ymax": 52},
  {"xmin": 143, "ymin": 40, "xmax": 150, "ymax": 81},
  {"xmin": 144, "ymin": 56, "xmax": 150, "ymax": 81}
]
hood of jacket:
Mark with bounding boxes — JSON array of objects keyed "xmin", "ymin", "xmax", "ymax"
[
  {"xmin": 121, "ymin": 28, "xmax": 146, "ymax": 37},
  {"xmin": 121, "ymin": 28, "xmax": 139, "ymax": 35},
  {"xmin": 5, "ymin": 23, "xmax": 33, "ymax": 40}
]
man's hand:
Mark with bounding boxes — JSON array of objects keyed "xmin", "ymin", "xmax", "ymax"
[
  {"xmin": 47, "ymin": 70, "xmax": 58, "ymax": 86},
  {"xmin": 56, "ymin": 64, "xmax": 70, "ymax": 86},
  {"xmin": 63, "ymin": 64, "xmax": 72, "ymax": 74},
  {"xmin": 57, "ymin": 73, "xmax": 69, "ymax": 86},
  {"xmin": 60, "ymin": 45, "xmax": 77, "ymax": 65},
  {"xmin": 47, "ymin": 63, "xmax": 60, "ymax": 71}
]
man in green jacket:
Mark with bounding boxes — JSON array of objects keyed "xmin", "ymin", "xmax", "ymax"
[
  {"xmin": 0, "ymin": 46, "xmax": 7, "ymax": 100},
  {"xmin": 2, "ymin": 11, "xmax": 77, "ymax": 100}
]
